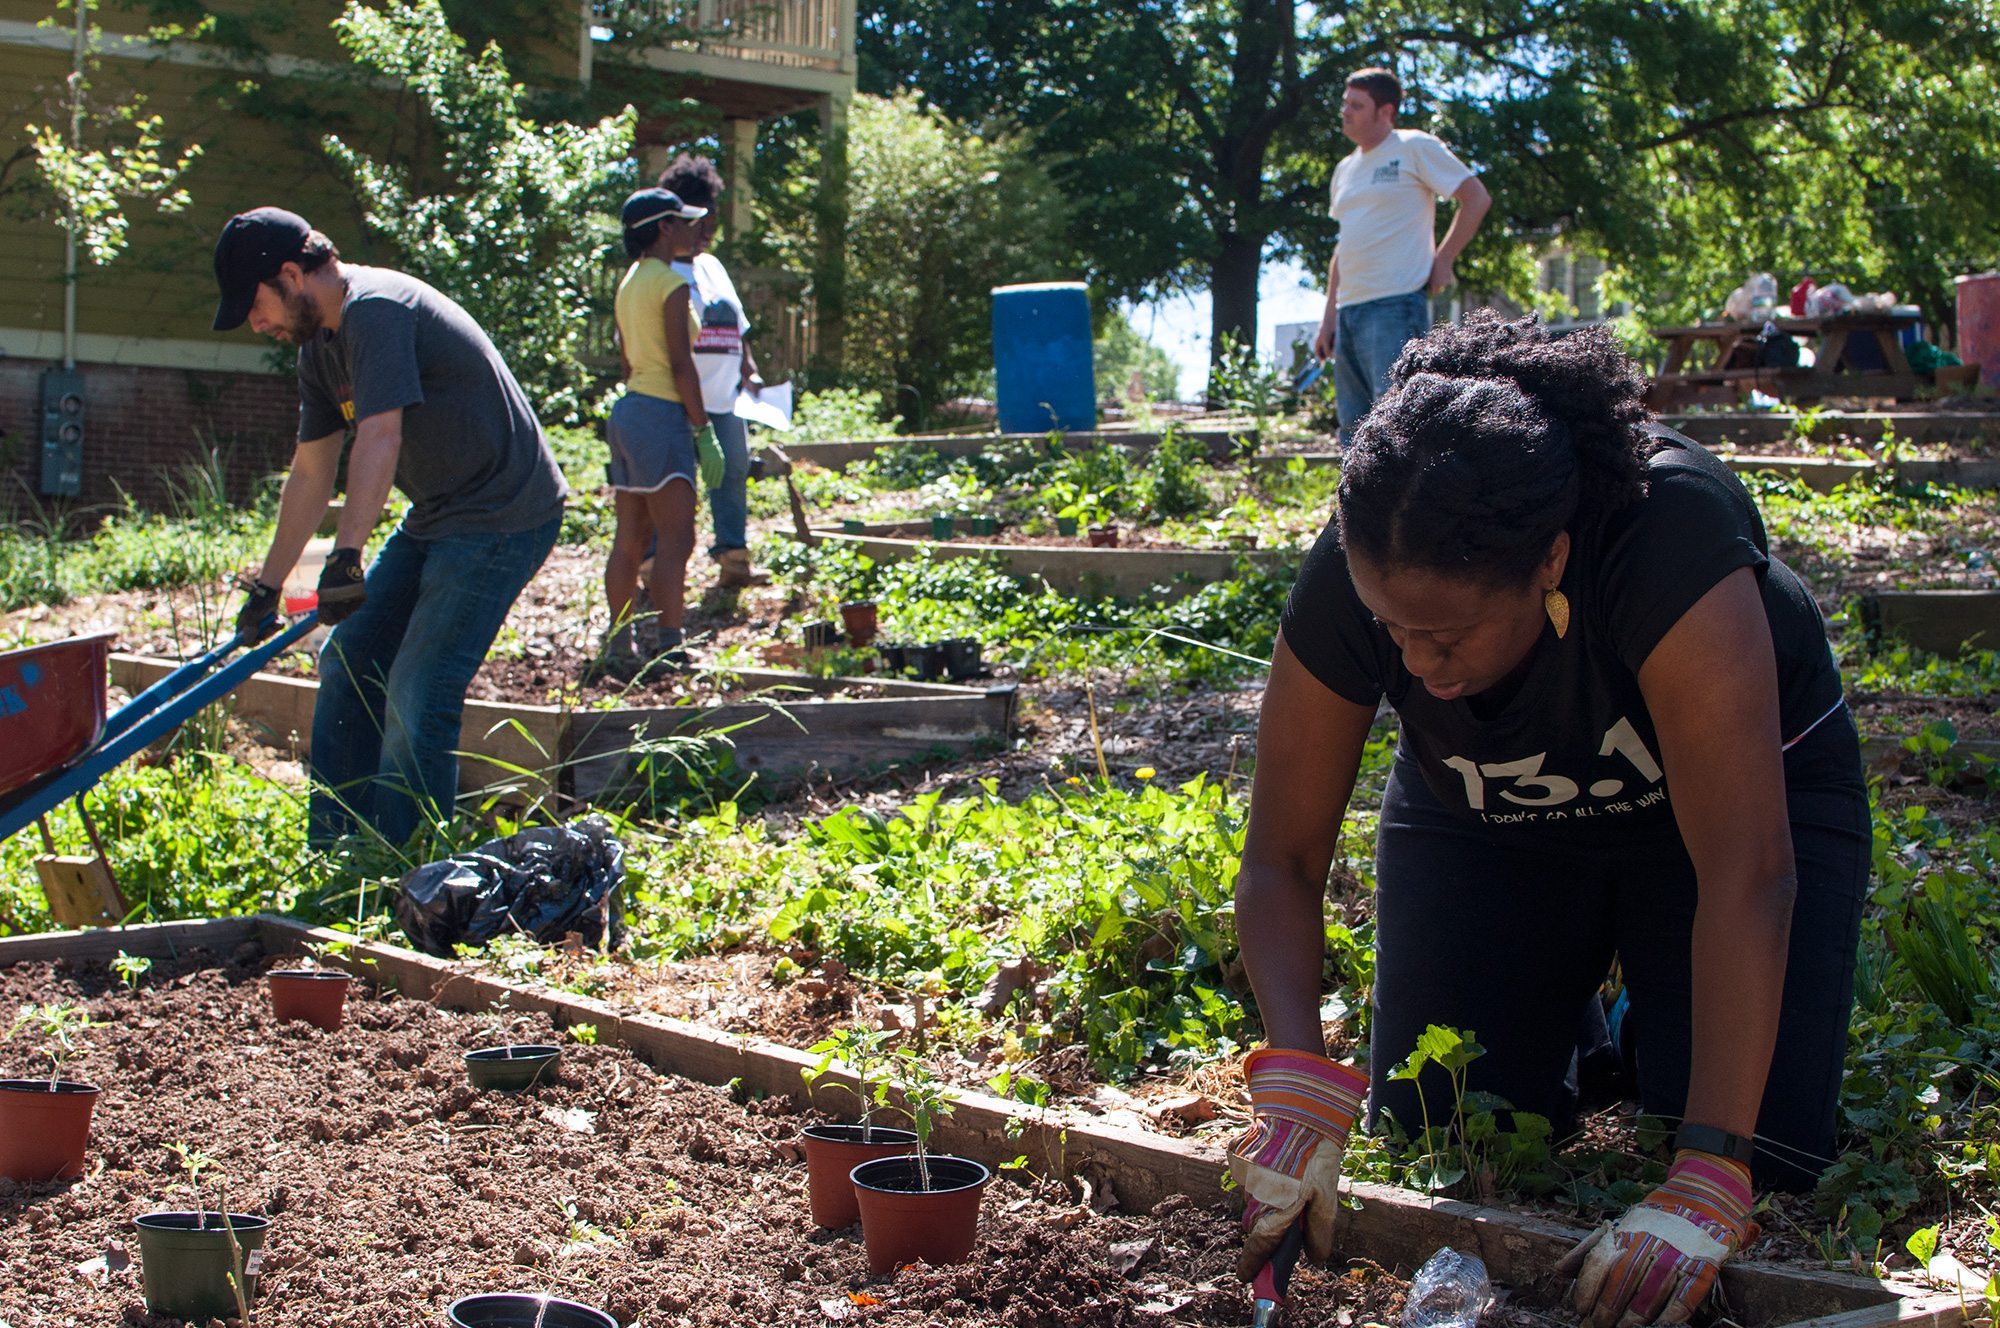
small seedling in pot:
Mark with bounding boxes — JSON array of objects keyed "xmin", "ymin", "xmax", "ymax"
[
  {"xmin": 801, "ymin": 1024, "xmax": 893, "ymax": 1142},
  {"xmin": 9, "ymin": 1002, "xmax": 96, "ymax": 1088},
  {"xmin": 111, "ymin": 951, "xmax": 153, "ymax": 994},
  {"xmin": 166, "ymin": 1142, "xmax": 255, "ymax": 1327},
  {"xmin": 883, "ymin": 1046, "xmax": 956, "ymax": 1190}
]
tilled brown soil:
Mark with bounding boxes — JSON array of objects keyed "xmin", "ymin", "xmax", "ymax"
[{"xmin": 0, "ymin": 947, "xmax": 1563, "ymax": 1328}]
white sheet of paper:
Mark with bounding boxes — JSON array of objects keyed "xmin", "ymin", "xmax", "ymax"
[{"xmin": 734, "ymin": 380, "xmax": 793, "ymax": 430}]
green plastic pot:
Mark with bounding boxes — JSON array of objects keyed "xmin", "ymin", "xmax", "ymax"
[
  {"xmin": 841, "ymin": 518, "xmax": 867, "ymax": 534},
  {"xmin": 464, "ymin": 1044, "xmax": 562, "ymax": 1093},
  {"xmin": 1054, "ymin": 515, "xmax": 1079, "ymax": 537},
  {"xmin": 447, "ymin": 1293, "xmax": 618, "ymax": 1327},
  {"xmin": 134, "ymin": 1211, "xmax": 269, "ymax": 1321},
  {"xmin": 969, "ymin": 515, "xmax": 998, "ymax": 536},
  {"xmin": 929, "ymin": 514, "xmax": 956, "ymax": 540}
]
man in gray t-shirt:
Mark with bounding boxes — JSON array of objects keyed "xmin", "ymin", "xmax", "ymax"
[{"xmin": 214, "ymin": 207, "xmax": 567, "ymax": 849}]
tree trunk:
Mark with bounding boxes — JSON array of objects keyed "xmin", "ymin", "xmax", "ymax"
[{"xmin": 1207, "ymin": 229, "xmax": 1264, "ymax": 392}]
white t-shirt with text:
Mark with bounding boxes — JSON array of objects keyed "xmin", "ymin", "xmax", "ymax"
[
  {"xmin": 671, "ymin": 252, "xmax": 752, "ymax": 415},
  {"xmin": 1329, "ymin": 128, "xmax": 1474, "ymax": 308}
]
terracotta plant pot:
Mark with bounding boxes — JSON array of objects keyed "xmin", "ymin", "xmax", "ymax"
[
  {"xmin": 1087, "ymin": 524, "xmax": 1120, "ymax": 548},
  {"xmin": 133, "ymin": 1211, "xmax": 270, "ymax": 1321},
  {"xmin": 448, "ymin": 1293, "xmax": 618, "ymax": 1327},
  {"xmin": 465, "ymin": 1044, "xmax": 562, "ymax": 1093},
  {"xmin": 840, "ymin": 600, "xmax": 880, "ymax": 647},
  {"xmin": 800, "ymin": 1124, "xmax": 918, "ymax": 1229},
  {"xmin": 267, "ymin": 969, "xmax": 351, "ymax": 1031},
  {"xmin": 0, "ymin": 1079, "xmax": 99, "ymax": 1183},
  {"xmin": 851, "ymin": 1154, "xmax": 990, "ymax": 1274},
  {"xmin": 929, "ymin": 514, "xmax": 956, "ymax": 540},
  {"xmin": 1054, "ymin": 515, "xmax": 1080, "ymax": 537}
]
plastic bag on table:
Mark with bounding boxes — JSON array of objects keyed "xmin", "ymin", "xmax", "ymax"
[
  {"xmin": 1805, "ymin": 282, "xmax": 1856, "ymax": 318},
  {"xmin": 1723, "ymin": 272, "xmax": 1778, "ymax": 323},
  {"xmin": 393, "ymin": 815, "xmax": 627, "ymax": 957}
]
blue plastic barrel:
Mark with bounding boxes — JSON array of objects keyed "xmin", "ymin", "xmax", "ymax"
[{"xmin": 992, "ymin": 282, "xmax": 1096, "ymax": 434}]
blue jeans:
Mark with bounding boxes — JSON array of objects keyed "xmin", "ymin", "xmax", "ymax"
[
  {"xmin": 706, "ymin": 411, "xmax": 749, "ymax": 554},
  {"xmin": 1334, "ymin": 289, "xmax": 1433, "ymax": 446},
  {"xmin": 309, "ymin": 514, "xmax": 561, "ymax": 849}
]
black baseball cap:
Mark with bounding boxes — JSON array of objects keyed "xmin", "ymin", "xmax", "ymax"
[
  {"xmin": 212, "ymin": 207, "xmax": 313, "ymax": 331},
  {"xmin": 620, "ymin": 187, "xmax": 707, "ymax": 231}
]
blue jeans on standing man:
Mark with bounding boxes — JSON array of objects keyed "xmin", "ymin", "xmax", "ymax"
[
  {"xmin": 705, "ymin": 411, "xmax": 750, "ymax": 555},
  {"xmin": 1334, "ymin": 288, "xmax": 1433, "ymax": 447},
  {"xmin": 309, "ymin": 513, "xmax": 561, "ymax": 849}
]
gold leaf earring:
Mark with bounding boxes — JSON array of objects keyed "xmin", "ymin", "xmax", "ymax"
[{"xmin": 1545, "ymin": 588, "xmax": 1570, "ymax": 640}]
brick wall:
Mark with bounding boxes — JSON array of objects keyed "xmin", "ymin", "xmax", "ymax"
[{"xmin": 0, "ymin": 357, "xmax": 298, "ymax": 523}]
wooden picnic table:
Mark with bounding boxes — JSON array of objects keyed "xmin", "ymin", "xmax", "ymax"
[{"xmin": 1647, "ymin": 311, "xmax": 1922, "ymax": 410}]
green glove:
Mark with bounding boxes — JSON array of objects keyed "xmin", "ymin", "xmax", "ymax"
[{"xmin": 694, "ymin": 422, "xmax": 724, "ymax": 492}]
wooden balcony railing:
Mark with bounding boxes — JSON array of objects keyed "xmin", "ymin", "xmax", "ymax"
[{"xmin": 594, "ymin": 0, "xmax": 853, "ymax": 74}]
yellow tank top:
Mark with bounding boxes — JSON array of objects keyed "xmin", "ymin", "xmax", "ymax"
[{"xmin": 616, "ymin": 257, "xmax": 700, "ymax": 402}]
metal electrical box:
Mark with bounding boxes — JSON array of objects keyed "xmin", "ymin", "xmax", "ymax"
[{"xmin": 39, "ymin": 368, "xmax": 85, "ymax": 497}]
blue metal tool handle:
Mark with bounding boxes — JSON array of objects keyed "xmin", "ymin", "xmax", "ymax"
[{"xmin": 0, "ymin": 614, "xmax": 318, "ymax": 841}]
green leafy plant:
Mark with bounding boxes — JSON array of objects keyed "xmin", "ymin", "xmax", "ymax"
[
  {"xmin": 567, "ymin": 1022, "xmax": 599, "ymax": 1046},
  {"xmin": 801, "ymin": 1024, "xmax": 895, "ymax": 1141},
  {"xmin": 8, "ymin": 1001, "xmax": 96, "ymax": 1088},
  {"xmin": 881, "ymin": 1045, "xmax": 956, "ymax": 1190},
  {"xmin": 1385, "ymin": 1024, "xmax": 1488, "ymax": 1192},
  {"xmin": 1142, "ymin": 425, "xmax": 1212, "ymax": 520},
  {"xmin": 322, "ymin": 0, "xmax": 636, "ymax": 424},
  {"xmin": 111, "ymin": 950, "xmax": 153, "ymax": 993}
]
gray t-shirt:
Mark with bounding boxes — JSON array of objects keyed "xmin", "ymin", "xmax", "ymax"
[{"xmin": 296, "ymin": 266, "xmax": 568, "ymax": 539}]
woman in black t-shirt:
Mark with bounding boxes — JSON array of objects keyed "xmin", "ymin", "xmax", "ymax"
[{"xmin": 1228, "ymin": 314, "xmax": 1867, "ymax": 1327}]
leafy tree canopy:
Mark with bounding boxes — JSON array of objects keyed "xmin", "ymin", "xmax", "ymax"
[{"xmin": 860, "ymin": 0, "xmax": 2000, "ymax": 362}]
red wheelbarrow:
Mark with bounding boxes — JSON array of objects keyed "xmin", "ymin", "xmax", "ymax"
[{"xmin": 0, "ymin": 614, "xmax": 318, "ymax": 927}]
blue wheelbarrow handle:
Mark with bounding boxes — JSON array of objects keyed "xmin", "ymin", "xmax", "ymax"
[{"xmin": 0, "ymin": 613, "xmax": 318, "ymax": 842}]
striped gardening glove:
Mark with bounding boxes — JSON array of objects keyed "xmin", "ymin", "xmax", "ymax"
[
  {"xmin": 1228, "ymin": 1048, "xmax": 1368, "ymax": 1281},
  {"xmin": 1561, "ymin": 1150, "xmax": 1759, "ymax": 1328}
]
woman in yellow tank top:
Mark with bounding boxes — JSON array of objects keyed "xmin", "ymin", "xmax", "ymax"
[{"xmin": 598, "ymin": 187, "xmax": 721, "ymax": 678}]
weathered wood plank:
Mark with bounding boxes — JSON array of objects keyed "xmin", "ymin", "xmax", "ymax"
[
  {"xmin": 241, "ymin": 916, "xmax": 1944, "ymax": 1328},
  {"xmin": 781, "ymin": 425, "xmax": 1252, "ymax": 471},
  {"xmin": 0, "ymin": 916, "xmax": 256, "ymax": 965},
  {"xmin": 1863, "ymin": 591, "xmax": 2000, "ymax": 656},
  {"xmin": 561, "ymin": 687, "xmax": 1017, "ymax": 802},
  {"xmin": 1662, "ymin": 412, "xmax": 2000, "ymax": 450}
]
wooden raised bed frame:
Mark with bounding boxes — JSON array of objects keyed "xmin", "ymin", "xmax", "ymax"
[
  {"xmin": 108, "ymin": 654, "xmax": 1015, "ymax": 809},
  {"xmin": 811, "ymin": 528, "xmax": 1291, "ymax": 600},
  {"xmin": 1, "ymin": 916, "xmax": 1969, "ymax": 1328}
]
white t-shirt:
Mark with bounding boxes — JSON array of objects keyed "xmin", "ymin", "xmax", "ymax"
[
  {"xmin": 1328, "ymin": 128, "xmax": 1474, "ymax": 308},
  {"xmin": 671, "ymin": 252, "xmax": 752, "ymax": 415}
]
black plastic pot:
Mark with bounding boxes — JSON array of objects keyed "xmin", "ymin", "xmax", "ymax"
[
  {"xmin": 447, "ymin": 1293, "xmax": 618, "ymax": 1327},
  {"xmin": 903, "ymin": 643, "xmax": 944, "ymax": 682},
  {"xmin": 802, "ymin": 620, "xmax": 843, "ymax": 650},
  {"xmin": 134, "ymin": 1211, "xmax": 269, "ymax": 1321},
  {"xmin": 876, "ymin": 643, "xmax": 909, "ymax": 675},
  {"xmin": 464, "ymin": 1044, "xmax": 562, "ymax": 1093},
  {"xmin": 939, "ymin": 638, "xmax": 983, "ymax": 681}
]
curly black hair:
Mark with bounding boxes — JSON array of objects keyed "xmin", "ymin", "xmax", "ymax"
[
  {"xmin": 658, "ymin": 152, "xmax": 725, "ymax": 210},
  {"xmin": 1335, "ymin": 311, "xmax": 1657, "ymax": 587}
]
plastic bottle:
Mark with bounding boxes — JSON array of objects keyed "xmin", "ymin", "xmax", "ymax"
[{"xmin": 1402, "ymin": 1248, "xmax": 1492, "ymax": 1328}]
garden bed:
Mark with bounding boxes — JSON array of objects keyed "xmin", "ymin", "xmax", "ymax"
[
  {"xmin": 107, "ymin": 654, "xmax": 1016, "ymax": 809},
  {"xmin": 0, "ymin": 918, "xmax": 1964, "ymax": 1328},
  {"xmin": 1659, "ymin": 409, "xmax": 2000, "ymax": 453}
]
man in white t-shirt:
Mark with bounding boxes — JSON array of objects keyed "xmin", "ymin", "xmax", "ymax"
[{"xmin": 1311, "ymin": 68, "xmax": 1491, "ymax": 446}]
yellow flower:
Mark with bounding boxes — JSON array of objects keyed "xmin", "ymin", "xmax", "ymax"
[
  {"xmin": 1065, "ymin": 776, "xmax": 1082, "ymax": 785},
  {"xmin": 1135, "ymin": 766, "xmax": 1156, "ymax": 780}
]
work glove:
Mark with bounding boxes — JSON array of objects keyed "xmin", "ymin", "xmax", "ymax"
[
  {"xmin": 1228, "ymin": 1048, "xmax": 1368, "ymax": 1281},
  {"xmin": 235, "ymin": 579, "xmax": 282, "ymax": 645},
  {"xmin": 316, "ymin": 548, "xmax": 368, "ymax": 626},
  {"xmin": 1560, "ymin": 1149, "xmax": 1759, "ymax": 1328},
  {"xmin": 694, "ymin": 422, "xmax": 724, "ymax": 492}
]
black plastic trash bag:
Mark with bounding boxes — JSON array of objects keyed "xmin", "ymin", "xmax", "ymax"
[{"xmin": 393, "ymin": 816, "xmax": 627, "ymax": 957}]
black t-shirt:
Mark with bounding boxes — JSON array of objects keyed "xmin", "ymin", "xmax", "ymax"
[{"xmin": 1280, "ymin": 427, "xmax": 1845, "ymax": 845}]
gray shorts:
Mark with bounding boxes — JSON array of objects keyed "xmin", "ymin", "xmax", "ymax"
[{"xmin": 606, "ymin": 391, "xmax": 697, "ymax": 492}]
